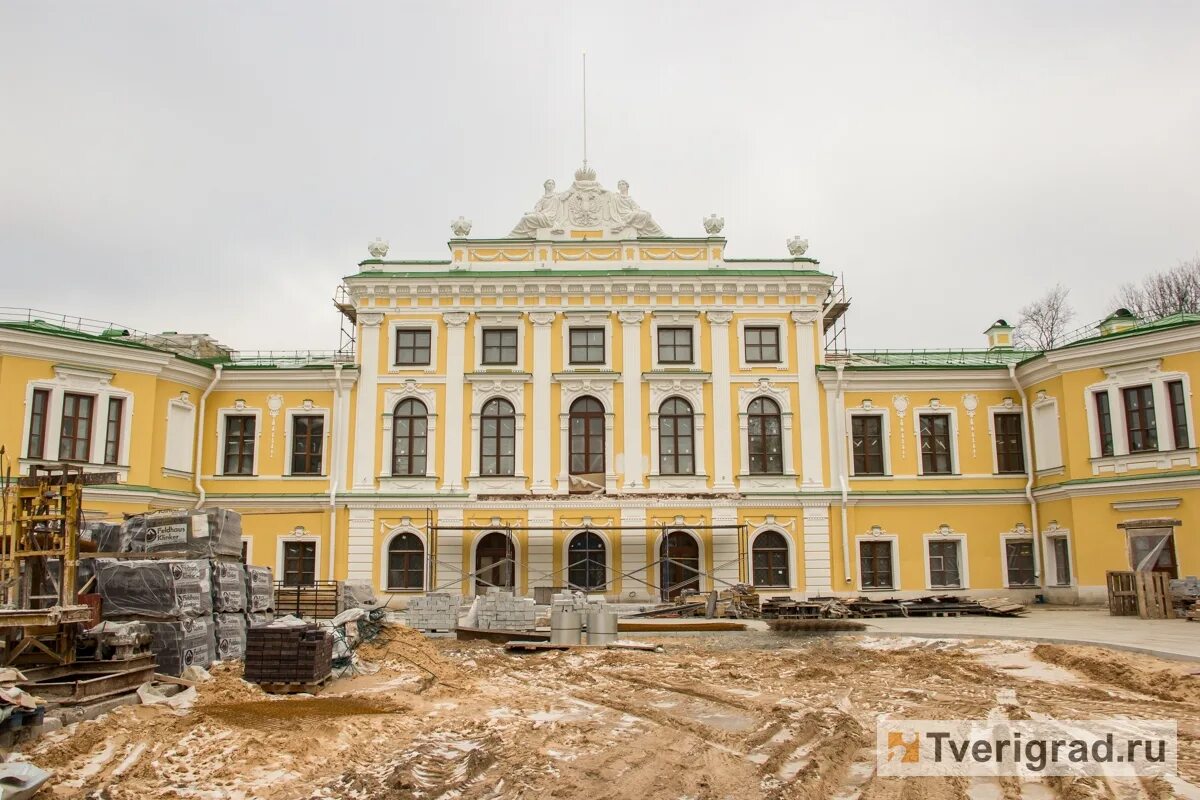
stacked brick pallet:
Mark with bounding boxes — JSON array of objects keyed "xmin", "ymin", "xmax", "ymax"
[
  {"xmin": 405, "ymin": 592, "xmax": 459, "ymax": 632},
  {"xmin": 92, "ymin": 508, "xmax": 275, "ymax": 675},
  {"xmin": 244, "ymin": 625, "xmax": 333, "ymax": 688},
  {"xmin": 475, "ymin": 589, "xmax": 536, "ymax": 631}
]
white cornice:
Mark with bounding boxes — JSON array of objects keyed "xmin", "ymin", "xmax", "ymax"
[
  {"xmin": 1015, "ymin": 324, "xmax": 1200, "ymax": 384},
  {"xmin": 0, "ymin": 328, "xmax": 214, "ymax": 387},
  {"xmin": 1033, "ymin": 473, "xmax": 1200, "ymax": 501},
  {"xmin": 816, "ymin": 369, "xmax": 1016, "ymax": 392},
  {"xmin": 215, "ymin": 369, "xmax": 359, "ymax": 391}
]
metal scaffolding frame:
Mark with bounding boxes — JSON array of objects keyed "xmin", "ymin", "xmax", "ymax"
[{"xmin": 421, "ymin": 510, "xmax": 749, "ymax": 601}]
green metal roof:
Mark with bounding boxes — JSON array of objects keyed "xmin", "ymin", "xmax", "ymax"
[
  {"xmin": 826, "ymin": 349, "xmax": 1038, "ymax": 369},
  {"xmin": 346, "ymin": 268, "xmax": 833, "ymax": 280},
  {"xmin": 1059, "ymin": 312, "xmax": 1200, "ymax": 348}
]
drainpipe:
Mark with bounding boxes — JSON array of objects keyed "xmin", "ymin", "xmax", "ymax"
[
  {"xmin": 835, "ymin": 364, "xmax": 851, "ymax": 586},
  {"xmin": 328, "ymin": 363, "xmax": 344, "ymax": 581},
  {"xmin": 1009, "ymin": 363, "xmax": 1042, "ymax": 585},
  {"xmin": 193, "ymin": 365, "xmax": 222, "ymax": 509}
]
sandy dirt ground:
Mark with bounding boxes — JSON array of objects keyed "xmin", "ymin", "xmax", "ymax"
[{"xmin": 16, "ymin": 627, "xmax": 1200, "ymax": 799}]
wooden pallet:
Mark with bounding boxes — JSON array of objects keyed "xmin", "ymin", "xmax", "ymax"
[{"xmin": 254, "ymin": 674, "xmax": 333, "ymax": 694}]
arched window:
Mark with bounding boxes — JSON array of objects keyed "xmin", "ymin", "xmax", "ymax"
[
  {"xmin": 747, "ymin": 397, "xmax": 783, "ymax": 475},
  {"xmin": 475, "ymin": 531, "xmax": 515, "ymax": 592},
  {"xmin": 567, "ymin": 530, "xmax": 607, "ymax": 591},
  {"xmin": 752, "ymin": 530, "xmax": 790, "ymax": 587},
  {"xmin": 387, "ymin": 532, "xmax": 424, "ymax": 590},
  {"xmin": 392, "ymin": 399, "xmax": 428, "ymax": 476},
  {"xmin": 658, "ymin": 398, "xmax": 695, "ymax": 475},
  {"xmin": 568, "ymin": 396, "xmax": 605, "ymax": 487},
  {"xmin": 480, "ymin": 398, "xmax": 516, "ymax": 476}
]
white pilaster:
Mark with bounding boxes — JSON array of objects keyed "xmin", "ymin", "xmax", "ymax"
[
  {"xmin": 529, "ymin": 312, "xmax": 556, "ymax": 493},
  {"xmin": 346, "ymin": 507, "xmax": 375, "ymax": 584},
  {"xmin": 802, "ymin": 504, "xmax": 833, "ymax": 595},
  {"xmin": 527, "ymin": 507, "xmax": 554, "ymax": 590},
  {"xmin": 618, "ymin": 311, "xmax": 645, "ymax": 489},
  {"xmin": 432, "ymin": 507, "xmax": 465, "ymax": 596},
  {"xmin": 619, "ymin": 506, "xmax": 651, "ymax": 599},
  {"xmin": 711, "ymin": 504, "xmax": 741, "ymax": 589},
  {"xmin": 792, "ymin": 310, "xmax": 826, "ymax": 491},
  {"xmin": 707, "ymin": 311, "xmax": 736, "ymax": 491},
  {"xmin": 351, "ymin": 312, "xmax": 383, "ymax": 490},
  {"xmin": 442, "ymin": 312, "xmax": 471, "ymax": 493}
]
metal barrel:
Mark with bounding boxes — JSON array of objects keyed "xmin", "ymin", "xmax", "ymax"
[
  {"xmin": 550, "ymin": 609, "xmax": 581, "ymax": 645},
  {"xmin": 586, "ymin": 610, "xmax": 618, "ymax": 646}
]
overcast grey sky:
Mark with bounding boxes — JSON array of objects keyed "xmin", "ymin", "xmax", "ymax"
[{"xmin": 3, "ymin": 1, "xmax": 1198, "ymax": 352}]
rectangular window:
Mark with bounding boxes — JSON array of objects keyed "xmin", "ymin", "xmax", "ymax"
[
  {"xmin": 282, "ymin": 540, "xmax": 316, "ymax": 586},
  {"xmin": 744, "ymin": 326, "xmax": 780, "ymax": 363},
  {"xmin": 657, "ymin": 327, "xmax": 693, "ymax": 364},
  {"xmin": 850, "ymin": 415, "xmax": 885, "ymax": 475},
  {"xmin": 290, "ymin": 414, "xmax": 324, "ymax": 475},
  {"xmin": 27, "ymin": 388, "xmax": 50, "ymax": 459},
  {"xmin": 1122, "ymin": 385, "xmax": 1157, "ymax": 453},
  {"xmin": 394, "ymin": 328, "xmax": 432, "ymax": 366},
  {"xmin": 994, "ymin": 412, "xmax": 1025, "ymax": 473},
  {"xmin": 919, "ymin": 413, "xmax": 953, "ymax": 474},
  {"xmin": 59, "ymin": 393, "xmax": 94, "ymax": 462},
  {"xmin": 1168, "ymin": 380, "xmax": 1189, "ymax": 449},
  {"xmin": 481, "ymin": 328, "xmax": 518, "ymax": 365},
  {"xmin": 860, "ymin": 540, "xmax": 894, "ymax": 589},
  {"xmin": 928, "ymin": 539, "xmax": 962, "ymax": 588},
  {"xmin": 1095, "ymin": 392, "xmax": 1114, "ymax": 457},
  {"xmin": 1128, "ymin": 529, "xmax": 1178, "ymax": 579},
  {"xmin": 222, "ymin": 415, "xmax": 256, "ymax": 475},
  {"xmin": 1005, "ymin": 539, "xmax": 1036, "ymax": 587},
  {"xmin": 568, "ymin": 328, "xmax": 605, "ymax": 365},
  {"xmin": 1051, "ymin": 537, "xmax": 1071, "ymax": 586},
  {"xmin": 104, "ymin": 397, "xmax": 124, "ymax": 466}
]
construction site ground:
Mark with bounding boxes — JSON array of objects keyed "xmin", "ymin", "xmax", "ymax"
[{"xmin": 18, "ymin": 623, "xmax": 1200, "ymax": 799}]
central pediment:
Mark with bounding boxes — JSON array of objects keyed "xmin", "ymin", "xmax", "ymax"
[{"xmin": 508, "ymin": 165, "xmax": 665, "ymax": 240}]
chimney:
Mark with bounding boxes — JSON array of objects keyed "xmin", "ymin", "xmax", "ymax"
[
  {"xmin": 984, "ymin": 319, "xmax": 1014, "ymax": 350},
  {"xmin": 1098, "ymin": 308, "xmax": 1138, "ymax": 337}
]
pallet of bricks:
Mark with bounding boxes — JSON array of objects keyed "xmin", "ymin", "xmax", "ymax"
[
  {"xmin": 89, "ymin": 509, "xmax": 276, "ymax": 676},
  {"xmin": 406, "ymin": 592, "xmax": 459, "ymax": 632},
  {"xmin": 243, "ymin": 624, "xmax": 333, "ymax": 692},
  {"xmin": 474, "ymin": 588, "xmax": 536, "ymax": 630}
]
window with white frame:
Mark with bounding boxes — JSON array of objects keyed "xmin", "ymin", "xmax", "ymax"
[
  {"xmin": 394, "ymin": 328, "xmax": 432, "ymax": 366},
  {"xmin": 851, "ymin": 414, "xmax": 886, "ymax": 475},
  {"xmin": 289, "ymin": 413, "xmax": 325, "ymax": 476},
  {"xmin": 1004, "ymin": 538, "xmax": 1036, "ymax": 587},
  {"xmin": 1046, "ymin": 534, "xmax": 1071, "ymax": 586},
  {"xmin": 1083, "ymin": 364, "xmax": 1194, "ymax": 467},
  {"xmin": 926, "ymin": 536, "xmax": 964, "ymax": 588},
  {"xmin": 918, "ymin": 413, "xmax": 953, "ymax": 475},
  {"xmin": 751, "ymin": 530, "xmax": 790, "ymax": 587},
  {"xmin": 993, "ymin": 411, "xmax": 1026, "ymax": 474},
  {"xmin": 222, "ymin": 414, "xmax": 257, "ymax": 475},
  {"xmin": 650, "ymin": 312, "xmax": 700, "ymax": 370},
  {"xmin": 743, "ymin": 326, "xmax": 781, "ymax": 364},
  {"xmin": 859, "ymin": 538, "xmax": 896, "ymax": 590},
  {"xmin": 281, "ymin": 539, "xmax": 317, "ymax": 586},
  {"xmin": 22, "ymin": 369, "xmax": 134, "ymax": 472},
  {"xmin": 568, "ymin": 328, "xmax": 605, "ymax": 365},
  {"xmin": 164, "ymin": 395, "xmax": 196, "ymax": 474}
]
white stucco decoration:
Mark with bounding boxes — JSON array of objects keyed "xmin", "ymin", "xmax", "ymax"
[
  {"xmin": 703, "ymin": 214, "xmax": 725, "ymax": 235},
  {"xmin": 787, "ymin": 236, "xmax": 809, "ymax": 256},
  {"xmin": 368, "ymin": 238, "xmax": 389, "ymax": 258},
  {"xmin": 963, "ymin": 393, "xmax": 979, "ymax": 457},
  {"xmin": 892, "ymin": 395, "xmax": 909, "ymax": 457},
  {"xmin": 266, "ymin": 393, "xmax": 284, "ymax": 458},
  {"xmin": 450, "ymin": 217, "xmax": 473, "ymax": 237},
  {"xmin": 508, "ymin": 167, "xmax": 665, "ymax": 238}
]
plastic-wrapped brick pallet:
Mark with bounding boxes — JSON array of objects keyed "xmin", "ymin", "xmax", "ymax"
[
  {"xmin": 214, "ymin": 613, "xmax": 247, "ymax": 660},
  {"xmin": 212, "ymin": 561, "xmax": 248, "ymax": 612},
  {"xmin": 245, "ymin": 611, "xmax": 275, "ymax": 628},
  {"xmin": 122, "ymin": 508, "xmax": 243, "ymax": 560},
  {"xmin": 245, "ymin": 565, "xmax": 275, "ymax": 613},
  {"xmin": 95, "ymin": 559, "xmax": 213, "ymax": 619},
  {"xmin": 143, "ymin": 617, "xmax": 216, "ymax": 676}
]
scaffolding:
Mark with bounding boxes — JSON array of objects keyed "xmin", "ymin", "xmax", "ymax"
[
  {"xmin": 333, "ymin": 284, "xmax": 357, "ymax": 361},
  {"xmin": 822, "ymin": 272, "xmax": 852, "ymax": 356},
  {"xmin": 422, "ymin": 511, "xmax": 749, "ymax": 602}
]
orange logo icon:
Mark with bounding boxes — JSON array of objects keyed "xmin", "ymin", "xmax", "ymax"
[{"xmin": 887, "ymin": 731, "xmax": 920, "ymax": 763}]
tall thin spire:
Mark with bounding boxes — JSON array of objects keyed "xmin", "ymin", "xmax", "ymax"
[{"xmin": 582, "ymin": 51, "xmax": 588, "ymax": 169}]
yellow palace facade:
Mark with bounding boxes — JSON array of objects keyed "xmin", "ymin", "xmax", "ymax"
[{"xmin": 1, "ymin": 166, "xmax": 1196, "ymax": 604}]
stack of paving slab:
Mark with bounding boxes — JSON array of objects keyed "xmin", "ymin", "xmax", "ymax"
[
  {"xmin": 476, "ymin": 589, "xmax": 536, "ymax": 631},
  {"xmin": 551, "ymin": 591, "xmax": 607, "ymax": 628},
  {"xmin": 93, "ymin": 508, "xmax": 275, "ymax": 675},
  {"xmin": 405, "ymin": 592, "xmax": 459, "ymax": 632}
]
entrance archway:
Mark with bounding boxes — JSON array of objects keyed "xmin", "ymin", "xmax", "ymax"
[
  {"xmin": 475, "ymin": 531, "xmax": 515, "ymax": 593},
  {"xmin": 659, "ymin": 530, "xmax": 701, "ymax": 600}
]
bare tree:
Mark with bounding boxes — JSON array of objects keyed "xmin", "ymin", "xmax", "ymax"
[
  {"xmin": 1015, "ymin": 283, "xmax": 1076, "ymax": 350},
  {"xmin": 1114, "ymin": 257, "xmax": 1200, "ymax": 320}
]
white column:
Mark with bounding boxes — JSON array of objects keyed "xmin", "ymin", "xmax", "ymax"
[
  {"xmin": 529, "ymin": 311, "xmax": 556, "ymax": 493},
  {"xmin": 711, "ymin": 504, "xmax": 740, "ymax": 590},
  {"xmin": 792, "ymin": 310, "xmax": 826, "ymax": 491},
  {"xmin": 708, "ymin": 311, "xmax": 736, "ymax": 491},
  {"xmin": 442, "ymin": 312, "xmax": 471, "ymax": 493},
  {"xmin": 346, "ymin": 507, "xmax": 375, "ymax": 585},
  {"xmin": 620, "ymin": 506, "xmax": 651, "ymax": 600},
  {"xmin": 527, "ymin": 507, "xmax": 554, "ymax": 591},
  {"xmin": 618, "ymin": 311, "xmax": 645, "ymax": 489},
  {"xmin": 351, "ymin": 312, "xmax": 384, "ymax": 490},
  {"xmin": 802, "ymin": 504, "xmax": 833, "ymax": 595}
]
